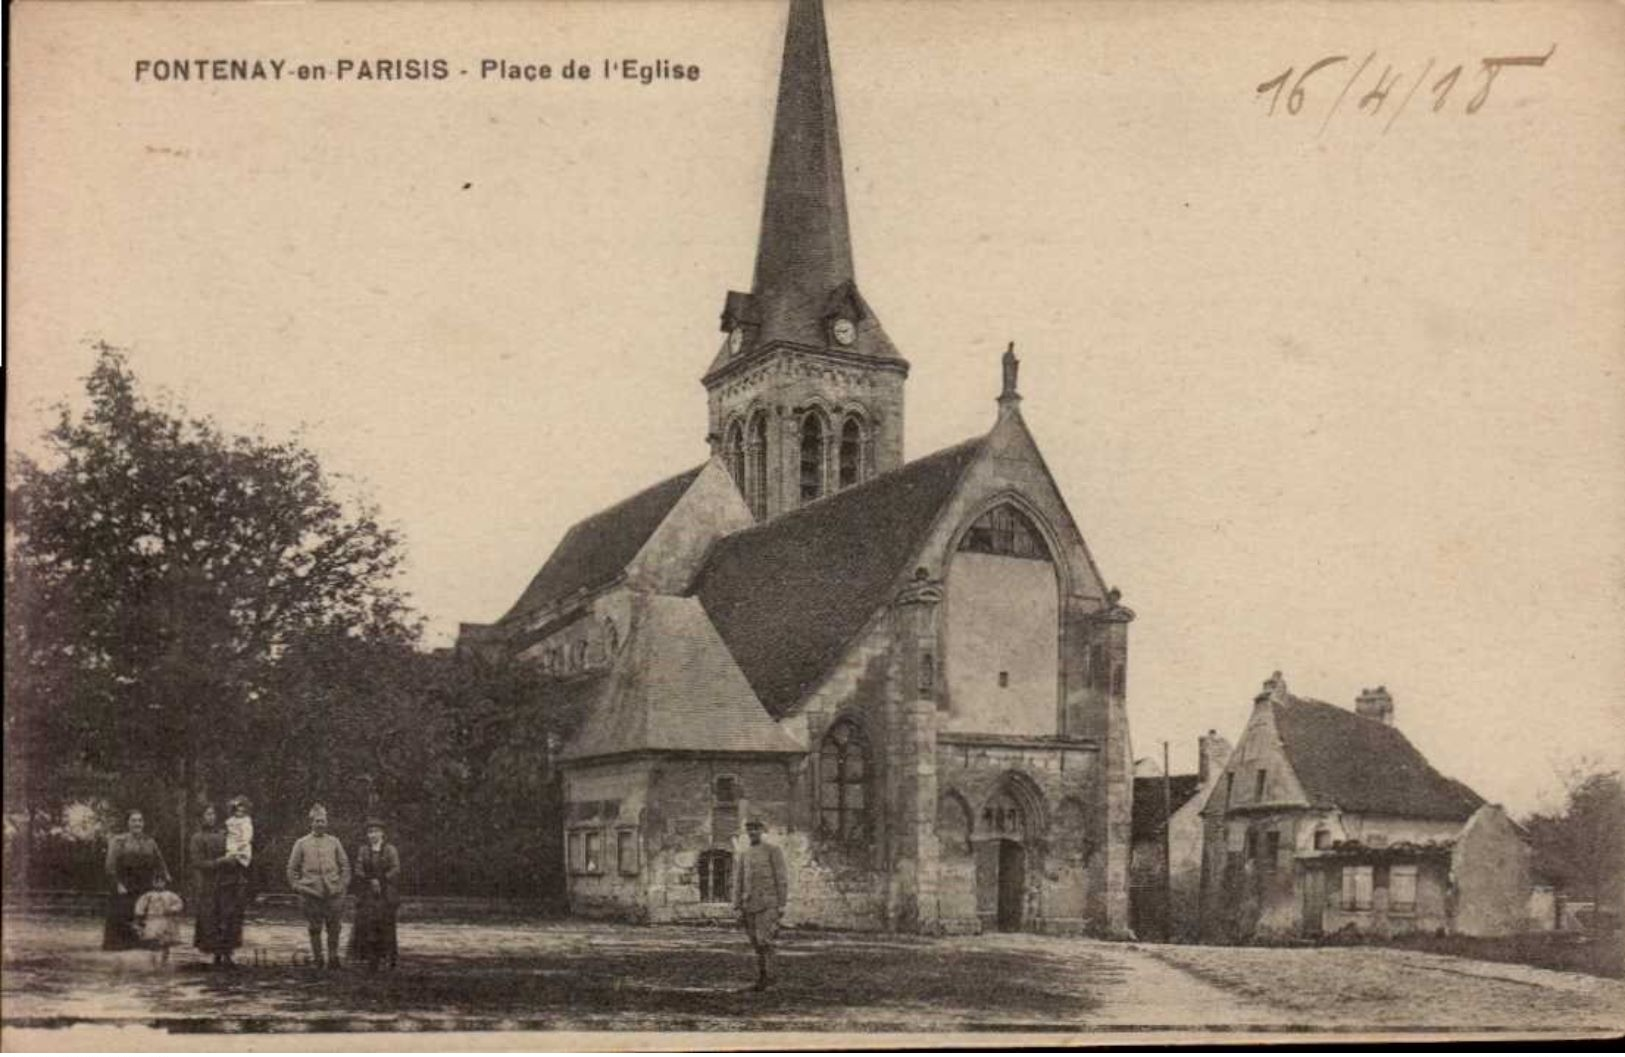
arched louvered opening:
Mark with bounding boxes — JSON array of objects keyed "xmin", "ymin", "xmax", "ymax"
[
  {"xmin": 839, "ymin": 416, "xmax": 863, "ymax": 490},
  {"xmin": 725, "ymin": 420, "xmax": 745, "ymax": 492},
  {"xmin": 747, "ymin": 412, "xmax": 769, "ymax": 519},
  {"xmin": 800, "ymin": 412, "xmax": 825, "ymax": 503}
]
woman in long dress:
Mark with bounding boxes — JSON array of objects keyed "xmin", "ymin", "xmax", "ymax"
[
  {"xmin": 348, "ymin": 818, "xmax": 400, "ymax": 971},
  {"xmin": 212, "ymin": 795, "xmax": 251, "ymax": 963},
  {"xmin": 102, "ymin": 809, "xmax": 170, "ymax": 951},
  {"xmin": 187, "ymin": 804, "xmax": 236, "ymax": 967}
]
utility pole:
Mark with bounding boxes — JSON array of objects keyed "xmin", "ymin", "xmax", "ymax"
[{"xmin": 1162, "ymin": 739, "xmax": 1173, "ymax": 942}]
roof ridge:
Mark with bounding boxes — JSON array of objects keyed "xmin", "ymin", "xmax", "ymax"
[
  {"xmin": 558, "ymin": 461, "xmax": 706, "ymax": 532},
  {"xmin": 717, "ymin": 432, "xmax": 987, "ymax": 543}
]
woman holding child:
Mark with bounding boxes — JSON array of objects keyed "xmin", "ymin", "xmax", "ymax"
[{"xmin": 187, "ymin": 802, "xmax": 249, "ymax": 967}]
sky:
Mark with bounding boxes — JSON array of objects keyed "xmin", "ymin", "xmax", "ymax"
[{"xmin": 9, "ymin": 0, "xmax": 1624, "ymax": 816}]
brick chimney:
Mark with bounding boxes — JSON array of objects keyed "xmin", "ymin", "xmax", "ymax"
[
  {"xmin": 1198, "ymin": 729, "xmax": 1232, "ymax": 785},
  {"xmin": 1355, "ymin": 685, "xmax": 1395, "ymax": 725}
]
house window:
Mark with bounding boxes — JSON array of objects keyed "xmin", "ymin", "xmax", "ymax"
[
  {"xmin": 1224, "ymin": 771, "xmax": 1236, "ymax": 809},
  {"xmin": 1245, "ymin": 828, "xmax": 1257, "ymax": 861},
  {"xmin": 617, "ymin": 830, "xmax": 638, "ymax": 875},
  {"xmin": 714, "ymin": 776, "xmax": 739, "ymax": 803},
  {"xmin": 1390, "ymin": 864, "xmax": 1418, "ymax": 912},
  {"xmin": 1254, "ymin": 769, "xmax": 1268, "ymax": 802},
  {"xmin": 698, "ymin": 849, "xmax": 733, "ymax": 903},
  {"xmin": 800, "ymin": 413, "xmax": 825, "ymax": 502},
  {"xmin": 582, "ymin": 830, "xmax": 602, "ymax": 874},
  {"xmin": 997, "ymin": 670, "xmax": 1009, "ymax": 688},
  {"xmin": 819, "ymin": 719, "xmax": 870, "ymax": 847},
  {"xmin": 838, "ymin": 417, "xmax": 863, "ymax": 489},
  {"xmin": 713, "ymin": 775, "xmax": 740, "ymax": 840},
  {"xmin": 1263, "ymin": 830, "xmax": 1281, "ymax": 870},
  {"xmin": 1314, "ymin": 828, "xmax": 1331, "ymax": 850},
  {"xmin": 568, "ymin": 831, "xmax": 583, "ymax": 872},
  {"xmin": 958, "ymin": 504, "xmax": 1051, "ymax": 560},
  {"xmin": 1341, "ymin": 865, "xmax": 1374, "ymax": 910}
]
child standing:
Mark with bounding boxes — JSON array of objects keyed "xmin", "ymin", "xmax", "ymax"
[
  {"xmin": 224, "ymin": 795, "xmax": 254, "ymax": 868},
  {"xmin": 134, "ymin": 877, "xmax": 185, "ymax": 965}
]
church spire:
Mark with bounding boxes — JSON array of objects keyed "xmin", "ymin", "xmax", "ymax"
[{"xmin": 752, "ymin": 0, "xmax": 852, "ymax": 313}]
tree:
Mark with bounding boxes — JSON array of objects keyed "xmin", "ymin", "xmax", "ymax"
[
  {"xmin": 1525, "ymin": 764, "xmax": 1625, "ymax": 923},
  {"xmin": 6, "ymin": 345, "xmax": 413, "ymax": 872}
]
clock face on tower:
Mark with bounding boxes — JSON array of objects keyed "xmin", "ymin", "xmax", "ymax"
[{"xmin": 831, "ymin": 318, "xmax": 856, "ymax": 346}]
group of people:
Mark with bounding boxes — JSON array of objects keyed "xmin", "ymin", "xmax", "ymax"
[{"xmin": 101, "ymin": 800, "xmax": 402, "ymax": 972}]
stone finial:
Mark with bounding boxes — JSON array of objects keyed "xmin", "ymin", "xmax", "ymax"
[
  {"xmin": 1257, "ymin": 670, "xmax": 1288, "ymax": 704},
  {"xmin": 998, "ymin": 342, "xmax": 1022, "ymax": 415},
  {"xmin": 1093, "ymin": 586, "xmax": 1135, "ymax": 623}
]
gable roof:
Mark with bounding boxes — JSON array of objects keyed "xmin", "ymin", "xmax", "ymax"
[
  {"xmin": 690, "ymin": 435, "xmax": 986, "ymax": 717},
  {"xmin": 1132, "ymin": 775, "xmax": 1203, "ymax": 840},
  {"xmin": 500, "ymin": 465, "xmax": 705, "ymax": 625},
  {"xmin": 1271, "ymin": 695, "xmax": 1484, "ymax": 821},
  {"xmin": 559, "ymin": 596, "xmax": 802, "ymax": 761}
]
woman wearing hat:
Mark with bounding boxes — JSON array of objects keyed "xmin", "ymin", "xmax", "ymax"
[{"xmin": 348, "ymin": 817, "xmax": 401, "ymax": 971}]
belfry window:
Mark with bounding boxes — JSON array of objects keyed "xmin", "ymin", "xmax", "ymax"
[
  {"xmin": 800, "ymin": 414, "xmax": 825, "ymax": 503},
  {"xmin": 726, "ymin": 421, "xmax": 745, "ymax": 491},
  {"xmin": 839, "ymin": 417, "xmax": 863, "ymax": 490},
  {"xmin": 819, "ymin": 719, "xmax": 869, "ymax": 847},
  {"xmin": 958, "ymin": 504, "xmax": 1051, "ymax": 560},
  {"xmin": 748, "ymin": 413, "xmax": 768, "ymax": 519}
]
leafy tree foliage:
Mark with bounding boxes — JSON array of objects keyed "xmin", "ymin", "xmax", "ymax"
[
  {"xmin": 6, "ymin": 346, "xmax": 410, "ymax": 870},
  {"xmin": 1525, "ymin": 764, "xmax": 1625, "ymax": 921}
]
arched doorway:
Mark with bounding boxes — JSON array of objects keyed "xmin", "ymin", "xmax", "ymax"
[{"xmin": 974, "ymin": 778, "xmax": 1044, "ymax": 932}]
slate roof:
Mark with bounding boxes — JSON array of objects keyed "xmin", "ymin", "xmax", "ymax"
[
  {"xmin": 1271, "ymin": 695, "xmax": 1483, "ymax": 821},
  {"xmin": 691, "ymin": 435, "xmax": 986, "ymax": 717},
  {"xmin": 559, "ymin": 596, "xmax": 803, "ymax": 761},
  {"xmin": 500, "ymin": 465, "xmax": 705, "ymax": 625},
  {"xmin": 1132, "ymin": 775, "xmax": 1203, "ymax": 840}
]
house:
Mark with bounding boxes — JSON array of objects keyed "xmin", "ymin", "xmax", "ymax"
[
  {"xmin": 1130, "ymin": 731, "xmax": 1230, "ymax": 941},
  {"xmin": 1199, "ymin": 672, "xmax": 1541, "ymax": 941},
  {"xmin": 457, "ymin": 0, "xmax": 1135, "ymax": 936}
]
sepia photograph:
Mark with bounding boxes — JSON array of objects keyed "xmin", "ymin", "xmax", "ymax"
[{"xmin": 5, "ymin": 0, "xmax": 1624, "ymax": 1048}]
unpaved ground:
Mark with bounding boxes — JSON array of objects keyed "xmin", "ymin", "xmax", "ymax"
[{"xmin": 3, "ymin": 908, "xmax": 1622, "ymax": 1038}]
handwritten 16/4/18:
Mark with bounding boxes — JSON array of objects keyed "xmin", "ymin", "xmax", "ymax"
[{"xmin": 1256, "ymin": 46, "xmax": 1555, "ymax": 132}]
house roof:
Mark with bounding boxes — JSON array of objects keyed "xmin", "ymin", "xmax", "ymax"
[
  {"xmin": 559, "ymin": 596, "xmax": 802, "ymax": 761},
  {"xmin": 1271, "ymin": 695, "xmax": 1484, "ymax": 821},
  {"xmin": 690, "ymin": 434, "xmax": 986, "ymax": 717},
  {"xmin": 1132, "ymin": 775, "xmax": 1203, "ymax": 840},
  {"xmin": 500, "ymin": 464, "xmax": 705, "ymax": 625}
]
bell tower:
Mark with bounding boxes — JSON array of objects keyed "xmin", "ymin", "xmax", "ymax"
[{"xmin": 703, "ymin": 0, "xmax": 908, "ymax": 522}]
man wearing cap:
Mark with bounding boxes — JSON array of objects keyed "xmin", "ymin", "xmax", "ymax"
[
  {"xmin": 733, "ymin": 818, "xmax": 788, "ymax": 991},
  {"xmin": 285, "ymin": 803, "xmax": 351, "ymax": 969}
]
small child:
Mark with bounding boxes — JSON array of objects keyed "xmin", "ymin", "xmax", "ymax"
[
  {"xmin": 134, "ymin": 878, "xmax": 185, "ymax": 965},
  {"xmin": 224, "ymin": 795, "xmax": 253, "ymax": 868}
]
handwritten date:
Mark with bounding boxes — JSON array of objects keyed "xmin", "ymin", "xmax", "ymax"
[{"xmin": 1257, "ymin": 46, "xmax": 1555, "ymax": 132}]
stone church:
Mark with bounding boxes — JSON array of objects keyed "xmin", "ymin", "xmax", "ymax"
[{"xmin": 460, "ymin": 0, "xmax": 1134, "ymax": 936}]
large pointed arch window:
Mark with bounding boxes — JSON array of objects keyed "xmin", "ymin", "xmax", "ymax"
[
  {"xmin": 800, "ymin": 413, "xmax": 825, "ymax": 503},
  {"xmin": 958, "ymin": 503, "xmax": 1052, "ymax": 561},
  {"xmin": 838, "ymin": 416, "xmax": 863, "ymax": 490},
  {"xmin": 747, "ymin": 413, "xmax": 769, "ymax": 519},
  {"xmin": 819, "ymin": 719, "xmax": 870, "ymax": 847}
]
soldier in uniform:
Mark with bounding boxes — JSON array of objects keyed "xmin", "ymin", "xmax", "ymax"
[{"xmin": 733, "ymin": 818, "xmax": 788, "ymax": 991}]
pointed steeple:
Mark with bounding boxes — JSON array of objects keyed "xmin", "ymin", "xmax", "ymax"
[
  {"xmin": 714, "ymin": 0, "xmax": 900, "ymax": 364},
  {"xmin": 753, "ymin": 0, "xmax": 852, "ymax": 313}
]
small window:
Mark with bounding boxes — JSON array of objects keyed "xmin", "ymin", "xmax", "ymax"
[
  {"xmin": 617, "ymin": 830, "xmax": 638, "ymax": 875},
  {"xmin": 1254, "ymin": 769, "xmax": 1268, "ymax": 802},
  {"xmin": 698, "ymin": 849, "xmax": 733, "ymax": 903},
  {"xmin": 714, "ymin": 776, "xmax": 739, "ymax": 803},
  {"xmin": 583, "ymin": 831, "xmax": 602, "ymax": 874},
  {"xmin": 1224, "ymin": 771, "xmax": 1235, "ymax": 809},
  {"xmin": 1341, "ymin": 865, "xmax": 1374, "ymax": 910},
  {"xmin": 1314, "ymin": 828, "xmax": 1331, "ymax": 850},
  {"xmin": 1263, "ymin": 830, "xmax": 1281, "ymax": 869},
  {"xmin": 1245, "ymin": 828, "xmax": 1257, "ymax": 860},
  {"xmin": 997, "ymin": 670, "xmax": 1009, "ymax": 688},
  {"xmin": 1390, "ymin": 864, "xmax": 1418, "ymax": 912}
]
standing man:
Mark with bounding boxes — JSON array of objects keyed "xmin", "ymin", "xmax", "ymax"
[
  {"xmin": 285, "ymin": 803, "xmax": 351, "ymax": 969},
  {"xmin": 732, "ymin": 818, "xmax": 788, "ymax": 991}
]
